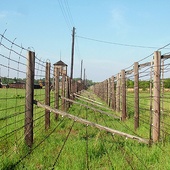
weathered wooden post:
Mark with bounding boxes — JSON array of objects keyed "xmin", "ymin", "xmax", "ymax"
[
  {"xmin": 116, "ymin": 73, "xmax": 120, "ymax": 112},
  {"xmin": 111, "ymin": 76, "xmax": 116, "ymax": 110},
  {"xmin": 152, "ymin": 51, "xmax": 161, "ymax": 142},
  {"xmin": 61, "ymin": 74, "xmax": 66, "ymax": 111},
  {"xmin": 121, "ymin": 70, "xmax": 126, "ymax": 121},
  {"xmin": 149, "ymin": 60, "xmax": 153, "ymax": 142},
  {"xmin": 45, "ymin": 62, "xmax": 50, "ymax": 130},
  {"xmin": 108, "ymin": 78, "xmax": 111, "ymax": 107},
  {"xmin": 54, "ymin": 67, "xmax": 59, "ymax": 120},
  {"xmin": 105, "ymin": 80, "xmax": 108, "ymax": 104},
  {"xmin": 53, "ymin": 60, "xmax": 68, "ymax": 115},
  {"xmin": 101, "ymin": 82, "xmax": 103, "ymax": 99},
  {"xmin": 25, "ymin": 51, "xmax": 35, "ymax": 147},
  {"xmin": 134, "ymin": 62, "xmax": 139, "ymax": 130},
  {"xmin": 65, "ymin": 76, "xmax": 70, "ymax": 110}
]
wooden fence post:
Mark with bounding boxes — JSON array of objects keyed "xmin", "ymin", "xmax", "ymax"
[
  {"xmin": 25, "ymin": 51, "xmax": 35, "ymax": 147},
  {"xmin": 116, "ymin": 73, "xmax": 120, "ymax": 112},
  {"xmin": 65, "ymin": 76, "xmax": 69, "ymax": 110},
  {"xmin": 54, "ymin": 67, "xmax": 60, "ymax": 120},
  {"xmin": 45, "ymin": 62, "xmax": 50, "ymax": 130},
  {"xmin": 152, "ymin": 51, "xmax": 161, "ymax": 142},
  {"xmin": 134, "ymin": 62, "xmax": 139, "ymax": 130},
  {"xmin": 149, "ymin": 60, "xmax": 153, "ymax": 141},
  {"xmin": 102, "ymin": 82, "xmax": 104, "ymax": 101},
  {"xmin": 121, "ymin": 70, "xmax": 126, "ymax": 121},
  {"xmin": 108, "ymin": 78, "xmax": 111, "ymax": 107},
  {"xmin": 62, "ymin": 74, "xmax": 66, "ymax": 111},
  {"xmin": 111, "ymin": 76, "xmax": 116, "ymax": 110},
  {"xmin": 105, "ymin": 80, "xmax": 108, "ymax": 104}
]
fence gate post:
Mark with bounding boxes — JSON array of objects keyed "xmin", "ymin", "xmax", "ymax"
[
  {"xmin": 54, "ymin": 67, "xmax": 60, "ymax": 120},
  {"xmin": 152, "ymin": 51, "xmax": 161, "ymax": 142},
  {"xmin": 25, "ymin": 51, "xmax": 35, "ymax": 147},
  {"xmin": 134, "ymin": 62, "xmax": 139, "ymax": 130},
  {"xmin": 45, "ymin": 62, "xmax": 50, "ymax": 130},
  {"xmin": 116, "ymin": 73, "xmax": 120, "ymax": 112},
  {"xmin": 121, "ymin": 70, "xmax": 126, "ymax": 121}
]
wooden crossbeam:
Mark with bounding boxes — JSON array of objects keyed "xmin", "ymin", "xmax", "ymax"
[
  {"xmin": 34, "ymin": 100, "xmax": 149, "ymax": 144},
  {"xmin": 74, "ymin": 93, "xmax": 103, "ymax": 105},
  {"xmin": 61, "ymin": 96, "xmax": 120, "ymax": 120},
  {"xmin": 73, "ymin": 94, "xmax": 114, "ymax": 112}
]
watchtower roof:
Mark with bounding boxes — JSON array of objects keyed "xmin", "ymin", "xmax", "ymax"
[{"xmin": 53, "ymin": 60, "xmax": 67, "ymax": 66}]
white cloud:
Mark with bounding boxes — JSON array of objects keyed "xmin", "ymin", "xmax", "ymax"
[
  {"xmin": 110, "ymin": 7, "xmax": 130, "ymax": 37},
  {"xmin": 112, "ymin": 8, "xmax": 124, "ymax": 23},
  {"xmin": 0, "ymin": 10, "xmax": 24, "ymax": 20},
  {"xmin": 0, "ymin": 11, "xmax": 8, "ymax": 19}
]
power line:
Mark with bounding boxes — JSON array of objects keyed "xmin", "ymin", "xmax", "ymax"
[
  {"xmin": 57, "ymin": 0, "xmax": 72, "ymax": 31},
  {"xmin": 64, "ymin": 0, "xmax": 75, "ymax": 26},
  {"xmin": 124, "ymin": 43, "xmax": 170, "ymax": 70},
  {"xmin": 76, "ymin": 35, "xmax": 170, "ymax": 49}
]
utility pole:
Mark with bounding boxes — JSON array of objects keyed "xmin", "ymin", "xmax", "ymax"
[
  {"xmin": 80, "ymin": 60, "xmax": 83, "ymax": 80},
  {"xmin": 70, "ymin": 27, "xmax": 75, "ymax": 80}
]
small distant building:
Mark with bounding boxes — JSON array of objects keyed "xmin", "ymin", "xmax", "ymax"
[
  {"xmin": 9, "ymin": 82, "xmax": 25, "ymax": 89},
  {"xmin": 53, "ymin": 60, "xmax": 68, "ymax": 76}
]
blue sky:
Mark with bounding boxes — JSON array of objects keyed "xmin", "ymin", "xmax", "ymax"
[{"xmin": 0, "ymin": 0, "xmax": 170, "ymax": 82}]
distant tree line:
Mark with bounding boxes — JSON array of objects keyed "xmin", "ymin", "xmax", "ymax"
[
  {"xmin": 1, "ymin": 77, "xmax": 170, "ymax": 89},
  {"xmin": 0, "ymin": 77, "xmax": 45, "ymax": 85},
  {"xmin": 127, "ymin": 78, "xmax": 170, "ymax": 89}
]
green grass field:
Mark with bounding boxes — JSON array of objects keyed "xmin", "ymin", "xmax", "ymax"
[{"xmin": 0, "ymin": 88, "xmax": 170, "ymax": 169}]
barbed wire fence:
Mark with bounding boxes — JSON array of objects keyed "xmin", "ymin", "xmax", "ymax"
[
  {"xmin": 0, "ymin": 32, "xmax": 85, "ymax": 169},
  {"xmin": 92, "ymin": 50, "xmax": 170, "ymax": 144},
  {"xmin": 1, "ymin": 31, "xmax": 170, "ymax": 169}
]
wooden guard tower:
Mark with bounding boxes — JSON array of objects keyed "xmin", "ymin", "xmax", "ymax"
[{"xmin": 53, "ymin": 60, "xmax": 68, "ymax": 76}]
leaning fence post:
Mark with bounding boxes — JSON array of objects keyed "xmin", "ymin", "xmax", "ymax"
[
  {"xmin": 45, "ymin": 62, "xmax": 50, "ymax": 130},
  {"xmin": 152, "ymin": 51, "xmax": 161, "ymax": 142},
  {"xmin": 25, "ymin": 51, "xmax": 35, "ymax": 147},
  {"xmin": 121, "ymin": 70, "xmax": 126, "ymax": 121},
  {"xmin": 134, "ymin": 62, "xmax": 139, "ymax": 130}
]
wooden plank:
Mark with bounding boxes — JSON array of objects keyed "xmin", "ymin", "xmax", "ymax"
[
  {"xmin": 73, "ymin": 94, "xmax": 114, "ymax": 112},
  {"xmin": 74, "ymin": 93, "xmax": 103, "ymax": 105},
  {"xmin": 34, "ymin": 100, "xmax": 149, "ymax": 144},
  {"xmin": 61, "ymin": 96, "xmax": 120, "ymax": 120}
]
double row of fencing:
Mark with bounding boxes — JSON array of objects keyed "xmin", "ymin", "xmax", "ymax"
[
  {"xmin": 0, "ymin": 33, "xmax": 85, "ymax": 149},
  {"xmin": 92, "ymin": 51, "xmax": 170, "ymax": 143}
]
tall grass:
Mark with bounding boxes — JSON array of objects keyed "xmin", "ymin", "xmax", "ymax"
[{"xmin": 0, "ymin": 89, "xmax": 170, "ymax": 169}]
